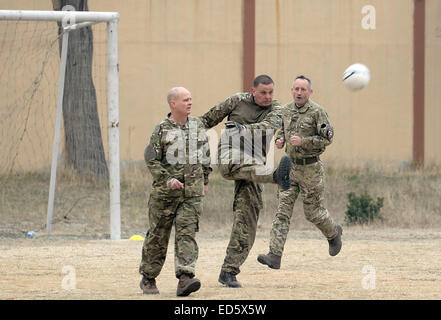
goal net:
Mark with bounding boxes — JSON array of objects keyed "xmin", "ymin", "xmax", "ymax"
[{"xmin": 0, "ymin": 10, "xmax": 121, "ymax": 239}]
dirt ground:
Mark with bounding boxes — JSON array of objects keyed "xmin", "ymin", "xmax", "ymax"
[{"xmin": 1, "ymin": 227, "xmax": 441, "ymax": 300}]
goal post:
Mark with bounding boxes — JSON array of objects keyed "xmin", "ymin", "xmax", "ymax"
[
  {"xmin": 0, "ymin": 9, "xmax": 121, "ymax": 240},
  {"xmin": 107, "ymin": 18, "xmax": 121, "ymax": 241}
]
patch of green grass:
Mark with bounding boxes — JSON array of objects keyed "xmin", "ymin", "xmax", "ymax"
[{"xmin": 344, "ymin": 191, "xmax": 384, "ymax": 225}]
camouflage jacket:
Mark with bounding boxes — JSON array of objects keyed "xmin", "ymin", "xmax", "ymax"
[
  {"xmin": 144, "ymin": 115, "xmax": 212, "ymax": 198},
  {"xmin": 246, "ymin": 99, "xmax": 334, "ymax": 159},
  {"xmin": 200, "ymin": 92, "xmax": 282, "ymax": 159}
]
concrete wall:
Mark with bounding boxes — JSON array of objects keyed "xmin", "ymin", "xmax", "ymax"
[
  {"xmin": 426, "ymin": 0, "xmax": 441, "ymax": 167},
  {"xmin": 256, "ymin": 0, "xmax": 415, "ymax": 168},
  {"xmin": 0, "ymin": 0, "xmax": 440, "ymax": 170},
  {"xmin": 95, "ymin": 0, "xmax": 243, "ymax": 162}
]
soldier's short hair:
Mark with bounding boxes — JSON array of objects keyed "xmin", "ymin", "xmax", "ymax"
[
  {"xmin": 167, "ymin": 87, "xmax": 181, "ymax": 106},
  {"xmin": 253, "ymin": 74, "xmax": 274, "ymax": 88},
  {"xmin": 294, "ymin": 75, "xmax": 312, "ymax": 90}
]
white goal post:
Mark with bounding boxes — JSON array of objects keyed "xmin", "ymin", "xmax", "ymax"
[{"xmin": 0, "ymin": 9, "xmax": 121, "ymax": 240}]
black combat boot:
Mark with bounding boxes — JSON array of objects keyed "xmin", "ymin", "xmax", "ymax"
[
  {"xmin": 257, "ymin": 252, "xmax": 281, "ymax": 269},
  {"xmin": 176, "ymin": 273, "xmax": 201, "ymax": 297},
  {"xmin": 139, "ymin": 276, "xmax": 159, "ymax": 295},
  {"xmin": 218, "ymin": 270, "xmax": 242, "ymax": 288},
  {"xmin": 273, "ymin": 155, "xmax": 292, "ymax": 191},
  {"xmin": 328, "ymin": 225, "xmax": 343, "ymax": 256}
]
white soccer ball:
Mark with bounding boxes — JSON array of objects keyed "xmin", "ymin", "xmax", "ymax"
[{"xmin": 342, "ymin": 63, "xmax": 370, "ymax": 91}]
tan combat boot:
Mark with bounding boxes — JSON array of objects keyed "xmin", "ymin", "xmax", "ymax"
[
  {"xmin": 257, "ymin": 252, "xmax": 281, "ymax": 269},
  {"xmin": 328, "ymin": 225, "xmax": 343, "ymax": 256},
  {"xmin": 176, "ymin": 274, "xmax": 201, "ymax": 297},
  {"xmin": 139, "ymin": 276, "xmax": 159, "ymax": 295}
]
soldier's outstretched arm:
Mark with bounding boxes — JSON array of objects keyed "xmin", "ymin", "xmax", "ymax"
[
  {"xmin": 199, "ymin": 94, "xmax": 240, "ymax": 129},
  {"xmin": 245, "ymin": 104, "xmax": 284, "ymax": 131}
]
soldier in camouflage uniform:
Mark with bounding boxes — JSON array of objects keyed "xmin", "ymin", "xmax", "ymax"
[
  {"xmin": 200, "ymin": 75, "xmax": 291, "ymax": 288},
  {"xmin": 239, "ymin": 75, "xmax": 343, "ymax": 269},
  {"xmin": 139, "ymin": 87, "xmax": 212, "ymax": 296}
]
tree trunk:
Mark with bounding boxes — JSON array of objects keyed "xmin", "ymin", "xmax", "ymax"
[{"xmin": 53, "ymin": 0, "xmax": 109, "ymax": 180}]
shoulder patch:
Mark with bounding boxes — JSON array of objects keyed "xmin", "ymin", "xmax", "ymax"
[
  {"xmin": 327, "ymin": 126, "xmax": 334, "ymax": 139},
  {"xmin": 320, "ymin": 124, "xmax": 334, "ymax": 140}
]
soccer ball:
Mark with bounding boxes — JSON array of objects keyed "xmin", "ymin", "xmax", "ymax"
[{"xmin": 342, "ymin": 63, "xmax": 370, "ymax": 91}]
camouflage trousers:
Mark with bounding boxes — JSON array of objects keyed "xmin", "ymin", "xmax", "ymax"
[
  {"xmin": 269, "ymin": 160, "xmax": 339, "ymax": 256},
  {"xmin": 139, "ymin": 195, "xmax": 202, "ymax": 279},
  {"xmin": 217, "ymin": 130, "xmax": 276, "ymax": 185},
  {"xmin": 218, "ymin": 163, "xmax": 275, "ymax": 184},
  {"xmin": 221, "ymin": 179, "xmax": 263, "ymax": 275}
]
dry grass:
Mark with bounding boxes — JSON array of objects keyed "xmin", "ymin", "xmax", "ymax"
[
  {"xmin": 1, "ymin": 228, "xmax": 441, "ymax": 300},
  {"xmin": 1, "ymin": 163, "xmax": 440, "ymax": 239},
  {"xmin": 324, "ymin": 165, "xmax": 441, "ymax": 228},
  {"xmin": 1, "ymin": 164, "xmax": 441, "ymax": 301}
]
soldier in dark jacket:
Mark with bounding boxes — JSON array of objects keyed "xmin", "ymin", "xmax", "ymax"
[{"xmin": 200, "ymin": 75, "xmax": 291, "ymax": 288}]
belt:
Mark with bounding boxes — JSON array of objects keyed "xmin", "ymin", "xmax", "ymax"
[{"xmin": 292, "ymin": 156, "xmax": 319, "ymax": 165}]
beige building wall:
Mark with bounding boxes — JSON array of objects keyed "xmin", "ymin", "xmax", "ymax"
[
  {"xmin": 0, "ymin": 1, "xmax": 58, "ymax": 172},
  {"xmin": 256, "ymin": 0, "xmax": 415, "ymax": 168},
  {"xmin": 425, "ymin": 0, "xmax": 441, "ymax": 167},
  {"xmin": 0, "ymin": 0, "xmax": 243, "ymax": 170},
  {"xmin": 1, "ymin": 0, "xmax": 440, "ymax": 171},
  {"xmin": 89, "ymin": 0, "xmax": 243, "ymax": 162}
]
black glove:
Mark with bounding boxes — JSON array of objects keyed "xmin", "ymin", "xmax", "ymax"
[{"xmin": 225, "ymin": 121, "xmax": 243, "ymax": 131}]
